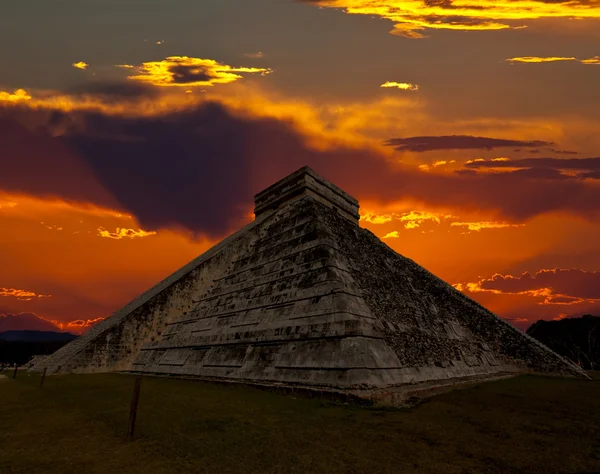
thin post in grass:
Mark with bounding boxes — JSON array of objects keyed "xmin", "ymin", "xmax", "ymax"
[
  {"xmin": 127, "ymin": 376, "xmax": 143, "ymax": 441},
  {"xmin": 12, "ymin": 364, "xmax": 17, "ymax": 379},
  {"xmin": 39, "ymin": 367, "xmax": 47, "ymax": 390}
]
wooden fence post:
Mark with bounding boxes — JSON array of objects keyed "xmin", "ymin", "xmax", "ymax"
[
  {"xmin": 39, "ymin": 368, "xmax": 47, "ymax": 390},
  {"xmin": 127, "ymin": 376, "xmax": 143, "ymax": 441},
  {"xmin": 12, "ymin": 364, "xmax": 18, "ymax": 379}
]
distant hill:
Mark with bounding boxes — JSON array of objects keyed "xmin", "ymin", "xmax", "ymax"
[
  {"xmin": 527, "ymin": 315, "xmax": 599, "ymax": 370},
  {"xmin": 0, "ymin": 331, "xmax": 77, "ymax": 366},
  {"xmin": 0, "ymin": 330, "xmax": 77, "ymax": 342},
  {"xmin": 0, "ymin": 312, "xmax": 60, "ymax": 332}
]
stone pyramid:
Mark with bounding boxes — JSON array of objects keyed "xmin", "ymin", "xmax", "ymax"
[{"xmin": 33, "ymin": 166, "xmax": 586, "ymax": 394}]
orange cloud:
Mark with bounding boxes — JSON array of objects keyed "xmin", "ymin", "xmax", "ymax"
[
  {"xmin": 0, "ymin": 288, "xmax": 52, "ymax": 301},
  {"xmin": 381, "ymin": 81, "xmax": 419, "ymax": 91},
  {"xmin": 303, "ymin": 0, "xmax": 600, "ymax": 38},
  {"xmin": 0, "ymin": 199, "xmax": 17, "ymax": 210},
  {"xmin": 72, "ymin": 61, "xmax": 89, "ymax": 70},
  {"xmin": 455, "ymin": 268, "xmax": 600, "ymax": 305},
  {"xmin": 117, "ymin": 56, "xmax": 272, "ymax": 87},
  {"xmin": 50, "ymin": 316, "xmax": 104, "ymax": 332},
  {"xmin": 97, "ymin": 227, "xmax": 157, "ymax": 240}
]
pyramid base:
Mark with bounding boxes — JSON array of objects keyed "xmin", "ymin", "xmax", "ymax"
[{"xmin": 124, "ymin": 369, "xmax": 524, "ymax": 407}]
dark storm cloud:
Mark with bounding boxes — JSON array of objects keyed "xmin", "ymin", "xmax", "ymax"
[
  {"xmin": 384, "ymin": 135, "xmax": 553, "ymax": 152},
  {"xmin": 2, "ymin": 93, "xmax": 600, "ymax": 236},
  {"xmin": 0, "ymin": 99, "xmax": 388, "ymax": 237}
]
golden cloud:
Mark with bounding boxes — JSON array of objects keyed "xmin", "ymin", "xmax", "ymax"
[
  {"xmin": 361, "ymin": 210, "xmax": 453, "ymax": 228},
  {"xmin": 72, "ymin": 61, "xmax": 89, "ymax": 70},
  {"xmin": 360, "ymin": 212, "xmax": 394, "ymax": 224},
  {"xmin": 581, "ymin": 56, "xmax": 600, "ymax": 64},
  {"xmin": 305, "ymin": 0, "xmax": 600, "ymax": 38},
  {"xmin": 508, "ymin": 56, "xmax": 600, "ymax": 64},
  {"xmin": 383, "ymin": 231, "xmax": 400, "ymax": 239},
  {"xmin": 400, "ymin": 210, "xmax": 452, "ymax": 229},
  {"xmin": 0, "ymin": 287, "xmax": 52, "ymax": 301},
  {"xmin": 418, "ymin": 160, "xmax": 456, "ymax": 172},
  {"xmin": 97, "ymin": 227, "xmax": 157, "ymax": 239},
  {"xmin": 117, "ymin": 56, "xmax": 272, "ymax": 87},
  {"xmin": 507, "ymin": 56, "xmax": 576, "ymax": 63},
  {"xmin": 0, "ymin": 89, "xmax": 32, "ymax": 103},
  {"xmin": 361, "ymin": 207, "xmax": 526, "ymax": 234},
  {"xmin": 381, "ymin": 81, "xmax": 419, "ymax": 91},
  {"xmin": 450, "ymin": 221, "xmax": 525, "ymax": 231}
]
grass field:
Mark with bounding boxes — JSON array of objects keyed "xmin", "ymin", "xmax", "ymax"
[{"xmin": 1, "ymin": 372, "xmax": 599, "ymax": 474}]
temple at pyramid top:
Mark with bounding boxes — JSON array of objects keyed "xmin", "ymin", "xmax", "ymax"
[{"xmin": 254, "ymin": 166, "xmax": 360, "ymax": 223}]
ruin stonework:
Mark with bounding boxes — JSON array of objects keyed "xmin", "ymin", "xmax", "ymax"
[{"xmin": 32, "ymin": 166, "xmax": 587, "ymax": 393}]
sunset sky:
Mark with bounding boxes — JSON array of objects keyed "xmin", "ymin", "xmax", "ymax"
[{"xmin": 1, "ymin": 0, "xmax": 599, "ymax": 334}]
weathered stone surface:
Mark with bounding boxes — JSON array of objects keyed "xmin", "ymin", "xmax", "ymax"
[{"xmin": 32, "ymin": 166, "xmax": 587, "ymax": 389}]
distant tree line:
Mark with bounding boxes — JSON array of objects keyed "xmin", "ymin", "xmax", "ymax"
[
  {"xmin": 527, "ymin": 315, "xmax": 599, "ymax": 370},
  {"xmin": 0, "ymin": 339, "xmax": 74, "ymax": 366}
]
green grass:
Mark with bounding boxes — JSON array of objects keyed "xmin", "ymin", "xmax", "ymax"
[{"xmin": 1, "ymin": 372, "xmax": 599, "ymax": 474}]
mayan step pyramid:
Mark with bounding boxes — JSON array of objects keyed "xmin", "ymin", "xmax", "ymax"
[{"xmin": 33, "ymin": 166, "xmax": 586, "ymax": 392}]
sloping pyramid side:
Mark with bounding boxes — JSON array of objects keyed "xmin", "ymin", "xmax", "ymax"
[
  {"xmin": 132, "ymin": 197, "xmax": 585, "ymax": 387},
  {"xmin": 319, "ymin": 200, "xmax": 586, "ymax": 383},
  {"xmin": 132, "ymin": 196, "xmax": 401, "ymax": 387},
  {"xmin": 31, "ymin": 217, "xmax": 268, "ymax": 374}
]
